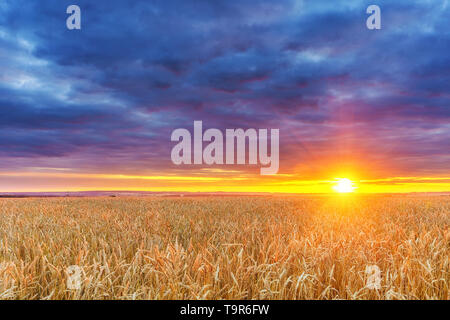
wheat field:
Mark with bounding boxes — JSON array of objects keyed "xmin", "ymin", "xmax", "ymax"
[{"xmin": 0, "ymin": 195, "xmax": 448, "ymax": 300}]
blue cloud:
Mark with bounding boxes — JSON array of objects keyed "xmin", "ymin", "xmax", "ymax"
[{"xmin": 0, "ymin": 0, "xmax": 448, "ymax": 176}]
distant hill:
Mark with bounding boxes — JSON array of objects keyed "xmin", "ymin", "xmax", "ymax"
[{"xmin": 0, "ymin": 191, "xmax": 449, "ymax": 198}]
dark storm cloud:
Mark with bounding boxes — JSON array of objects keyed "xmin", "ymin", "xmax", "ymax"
[{"xmin": 0, "ymin": 0, "xmax": 448, "ymax": 175}]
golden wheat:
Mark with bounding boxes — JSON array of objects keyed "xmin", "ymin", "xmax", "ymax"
[{"xmin": 0, "ymin": 195, "xmax": 448, "ymax": 300}]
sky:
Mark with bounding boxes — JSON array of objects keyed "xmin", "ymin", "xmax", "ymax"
[{"xmin": 0, "ymin": 0, "xmax": 449, "ymax": 193}]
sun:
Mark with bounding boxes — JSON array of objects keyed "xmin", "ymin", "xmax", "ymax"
[{"xmin": 332, "ymin": 178, "xmax": 356, "ymax": 193}]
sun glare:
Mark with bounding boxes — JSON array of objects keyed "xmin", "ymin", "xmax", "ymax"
[{"xmin": 333, "ymin": 178, "xmax": 355, "ymax": 193}]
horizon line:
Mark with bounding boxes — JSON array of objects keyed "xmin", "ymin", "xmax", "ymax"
[{"xmin": 1, "ymin": 190, "xmax": 449, "ymax": 197}]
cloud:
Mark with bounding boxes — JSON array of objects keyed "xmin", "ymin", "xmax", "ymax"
[{"xmin": 0, "ymin": 0, "xmax": 448, "ymax": 178}]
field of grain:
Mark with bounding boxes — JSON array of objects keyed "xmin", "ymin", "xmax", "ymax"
[{"xmin": 0, "ymin": 196, "xmax": 448, "ymax": 300}]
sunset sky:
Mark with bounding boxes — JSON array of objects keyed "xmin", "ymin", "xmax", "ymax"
[{"xmin": 0, "ymin": 0, "xmax": 449, "ymax": 193}]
